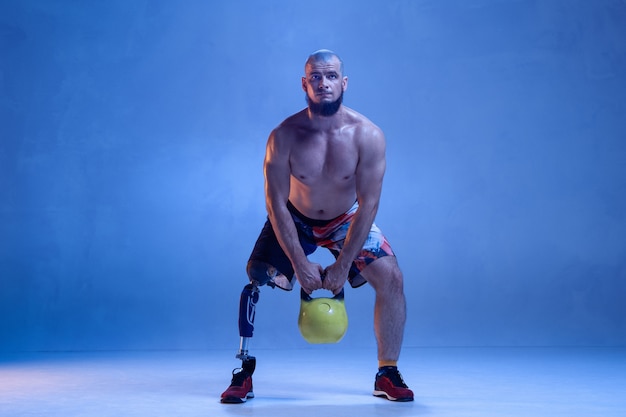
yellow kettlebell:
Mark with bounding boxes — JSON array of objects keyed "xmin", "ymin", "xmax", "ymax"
[{"xmin": 298, "ymin": 286, "xmax": 348, "ymax": 344}]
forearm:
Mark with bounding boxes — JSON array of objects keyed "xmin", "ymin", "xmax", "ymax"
[
  {"xmin": 335, "ymin": 201, "xmax": 378, "ymax": 270},
  {"xmin": 267, "ymin": 202, "xmax": 308, "ymax": 269},
  {"xmin": 268, "ymin": 200, "xmax": 325, "ymax": 293}
]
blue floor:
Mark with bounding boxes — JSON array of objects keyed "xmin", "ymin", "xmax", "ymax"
[{"xmin": 1, "ymin": 347, "xmax": 625, "ymax": 416}]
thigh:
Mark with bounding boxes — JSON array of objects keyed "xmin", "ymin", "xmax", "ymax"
[
  {"xmin": 247, "ymin": 218, "xmax": 317, "ymax": 280},
  {"xmin": 358, "ymin": 255, "xmax": 403, "ymax": 293},
  {"xmin": 247, "ymin": 219, "xmax": 294, "ymax": 279}
]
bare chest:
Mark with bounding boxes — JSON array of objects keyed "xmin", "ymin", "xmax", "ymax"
[{"xmin": 289, "ymin": 132, "xmax": 359, "ymax": 184}]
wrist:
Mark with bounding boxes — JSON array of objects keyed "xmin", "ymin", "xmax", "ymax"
[
  {"xmin": 334, "ymin": 255, "xmax": 352, "ymax": 272},
  {"xmin": 292, "ymin": 255, "xmax": 310, "ymax": 271}
]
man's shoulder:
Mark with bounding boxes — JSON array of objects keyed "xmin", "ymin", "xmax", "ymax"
[
  {"xmin": 276, "ymin": 109, "xmax": 308, "ymax": 131},
  {"xmin": 343, "ymin": 107, "xmax": 384, "ymax": 138},
  {"xmin": 268, "ymin": 109, "xmax": 308, "ymax": 148}
]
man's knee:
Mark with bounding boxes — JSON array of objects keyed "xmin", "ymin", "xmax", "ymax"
[
  {"xmin": 392, "ymin": 267, "xmax": 405, "ymax": 291},
  {"xmin": 364, "ymin": 256, "xmax": 404, "ymax": 294},
  {"xmin": 385, "ymin": 262, "xmax": 404, "ymax": 292},
  {"xmin": 246, "ymin": 260, "xmax": 277, "ymax": 286}
]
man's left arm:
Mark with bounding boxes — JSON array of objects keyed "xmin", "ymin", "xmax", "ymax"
[{"xmin": 323, "ymin": 126, "xmax": 386, "ymax": 293}]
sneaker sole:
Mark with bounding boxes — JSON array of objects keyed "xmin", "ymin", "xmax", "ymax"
[
  {"xmin": 221, "ymin": 392, "xmax": 254, "ymax": 404},
  {"xmin": 373, "ymin": 390, "xmax": 414, "ymax": 402}
]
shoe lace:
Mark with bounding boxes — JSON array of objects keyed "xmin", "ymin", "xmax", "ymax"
[
  {"xmin": 381, "ymin": 367, "xmax": 408, "ymax": 388},
  {"xmin": 230, "ymin": 368, "xmax": 249, "ymax": 386}
]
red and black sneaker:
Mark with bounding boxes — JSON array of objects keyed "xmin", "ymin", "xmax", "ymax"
[
  {"xmin": 220, "ymin": 368, "xmax": 254, "ymax": 403},
  {"xmin": 373, "ymin": 366, "xmax": 414, "ymax": 402}
]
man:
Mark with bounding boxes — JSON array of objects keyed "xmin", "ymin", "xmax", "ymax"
[{"xmin": 220, "ymin": 49, "xmax": 413, "ymax": 403}]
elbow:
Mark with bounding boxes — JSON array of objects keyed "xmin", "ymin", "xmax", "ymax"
[{"xmin": 265, "ymin": 195, "xmax": 288, "ymax": 221}]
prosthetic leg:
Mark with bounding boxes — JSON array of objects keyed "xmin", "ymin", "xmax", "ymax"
[
  {"xmin": 221, "ymin": 282, "xmax": 260, "ymax": 403},
  {"xmin": 235, "ymin": 283, "xmax": 259, "ymax": 375},
  {"xmin": 221, "ymin": 265, "xmax": 279, "ymax": 403},
  {"xmin": 234, "ymin": 263, "xmax": 281, "ymax": 371}
]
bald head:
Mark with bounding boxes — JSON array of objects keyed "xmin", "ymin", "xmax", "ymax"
[{"xmin": 305, "ymin": 49, "xmax": 344, "ymax": 75}]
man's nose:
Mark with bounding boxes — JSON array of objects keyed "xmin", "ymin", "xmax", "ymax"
[{"xmin": 318, "ymin": 76, "xmax": 329, "ymax": 88}]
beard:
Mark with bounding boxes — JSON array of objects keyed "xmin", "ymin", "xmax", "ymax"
[{"xmin": 306, "ymin": 91, "xmax": 343, "ymax": 116}]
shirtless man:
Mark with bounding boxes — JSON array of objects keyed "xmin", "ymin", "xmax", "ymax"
[{"xmin": 220, "ymin": 50, "xmax": 413, "ymax": 403}]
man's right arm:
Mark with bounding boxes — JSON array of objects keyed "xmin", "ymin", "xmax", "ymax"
[{"xmin": 264, "ymin": 129, "xmax": 323, "ymax": 293}]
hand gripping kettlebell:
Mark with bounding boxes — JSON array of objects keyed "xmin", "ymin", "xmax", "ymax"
[{"xmin": 298, "ymin": 285, "xmax": 348, "ymax": 344}]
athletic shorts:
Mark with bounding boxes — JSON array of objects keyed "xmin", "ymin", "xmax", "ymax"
[{"xmin": 247, "ymin": 200, "xmax": 395, "ymax": 290}]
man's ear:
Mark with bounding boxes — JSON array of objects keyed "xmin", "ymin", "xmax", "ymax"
[
  {"xmin": 342, "ymin": 76, "xmax": 348, "ymax": 91},
  {"xmin": 302, "ymin": 77, "xmax": 308, "ymax": 92}
]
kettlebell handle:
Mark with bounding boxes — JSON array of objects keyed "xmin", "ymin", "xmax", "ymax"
[{"xmin": 300, "ymin": 286, "xmax": 345, "ymax": 302}]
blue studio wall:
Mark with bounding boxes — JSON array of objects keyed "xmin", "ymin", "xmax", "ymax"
[{"xmin": 1, "ymin": 0, "xmax": 625, "ymax": 352}]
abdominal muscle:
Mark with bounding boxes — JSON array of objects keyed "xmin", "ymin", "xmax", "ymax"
[{"xmin": 288, "ymin": 176, "xmax": 357, "ymax": 221}]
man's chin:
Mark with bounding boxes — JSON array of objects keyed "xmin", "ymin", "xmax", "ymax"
[{"xmin": 307, "ymin": 96, "xmax": 342, "ymax": 117}]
